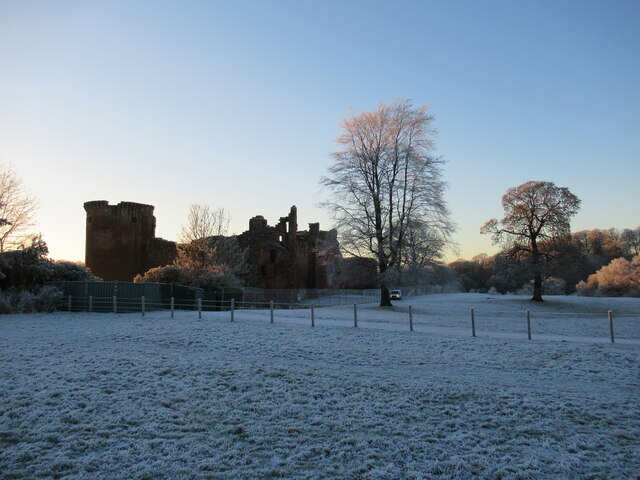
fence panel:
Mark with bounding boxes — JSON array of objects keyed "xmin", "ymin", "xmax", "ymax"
[{"xmin": 49, "ymin": 281, "xmax": 203, "ymax": 312}]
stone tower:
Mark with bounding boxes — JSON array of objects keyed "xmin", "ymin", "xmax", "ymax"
[{"xmin": 84, "ymin": 201, "xmax": 158, "ymax": 281}]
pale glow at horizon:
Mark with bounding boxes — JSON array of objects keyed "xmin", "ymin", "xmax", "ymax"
[{"xmin": 1, "ymin": 1, "xmax": 638, "ymax": 264}]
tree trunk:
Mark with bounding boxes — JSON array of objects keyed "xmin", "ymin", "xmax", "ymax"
[
  {"xmin": 532, "ymin": 273, "xmax": 543, "ymax": 302},
  {"xmin": 530, "ymin": 237, "xmax": 543, "ymax": 302},
  {"xmin": 378, "ymin": 264, "xmax": 392, "ymax": 307},
  {"xmin": 380, "ymin": 284, "xmax": 392, "ymax": 307}
]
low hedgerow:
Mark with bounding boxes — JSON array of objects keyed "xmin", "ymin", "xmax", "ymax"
[{"xmin": 0, "ymin": 285, "xmax": 63, "ymax": 314}]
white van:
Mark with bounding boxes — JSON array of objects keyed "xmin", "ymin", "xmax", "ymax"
[{"xmin": 389, "ymin": 289, "xmax": 402, "ymax": 300}]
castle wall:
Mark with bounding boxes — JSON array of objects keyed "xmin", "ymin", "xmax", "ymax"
[{"xmin": 147, "ymin": 238, "xmax": 178, "ymax": 273}]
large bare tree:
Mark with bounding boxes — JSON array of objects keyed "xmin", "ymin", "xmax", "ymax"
[
  {"xmin": 321, "ymin": 99, "xmax": 454, "ymax": 306},
  {"xmin": 0, "ymin": 164, "xmax": 38, "ymax": 252},
  {"xmin": 481, "ymin": 180, "xmax": 581, "ymax": 301},
  {"xmin": 178, "ymin": 204, "xmax": 231, "ymax": 243}
]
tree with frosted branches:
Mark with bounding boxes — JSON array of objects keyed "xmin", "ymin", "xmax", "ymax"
[
  {"xmin": 481, "ymin": 181, "xmax": 581, "ymax": 301},
  {"xmin": 178, "ymin": 204, "xmax": 230, "ymax": 243},
  {"xmin": 321, "ymin": 99, "xmax": 454, "ymax": 306},
  {"xmin": 0, "ymin": 164, "xmax": 38, "ymax": 252}
]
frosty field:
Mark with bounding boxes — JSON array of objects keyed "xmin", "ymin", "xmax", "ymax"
[{"xmin": 1, "ymin": 293, "xmax": 639, "ymax": 479}]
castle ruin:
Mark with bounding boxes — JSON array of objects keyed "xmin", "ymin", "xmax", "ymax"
[
  {"xmin": 84, "ymin": 201, "xmax": 341, "ymax": 289},
  {"xmin": 237, "ymin": 206, "xmax": 339, "ymax": 289}
]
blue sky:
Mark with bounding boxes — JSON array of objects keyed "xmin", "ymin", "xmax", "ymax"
[{"xmin": 1, "ymin": 0, "xmax": 638, "ymax": 262}]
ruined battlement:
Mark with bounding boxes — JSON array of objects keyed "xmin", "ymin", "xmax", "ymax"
[
  {"xmin": 84, "ymin": 200, "xmax": 155, "ymax": 219},
  {"xmin": 237, "ymin": 205, "xmax": 338, "ymax": 289}
]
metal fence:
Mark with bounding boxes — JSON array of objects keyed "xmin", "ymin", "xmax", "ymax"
[
  {"xmin": 46, "ymin": 283, "xmax": 640, "ymax": 345},
  {"xmin": 213, "ymin": 288, "xmax": 380, "ymax": 306},
  {"xmin": 51, "ymin": 281, "xmax": 381, "ymax": 313},
  {"xmin": 49, "ymin": 281, "xmax": 204, "ymax": 313},
  {"xmin": 54, "ymin": 293, "xmax": 639, "ymax": 344}
]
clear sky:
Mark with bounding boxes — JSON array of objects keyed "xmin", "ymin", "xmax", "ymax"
[{"xmin": 1, "ymin": 0, "xmax": 638, "ymax": 263}]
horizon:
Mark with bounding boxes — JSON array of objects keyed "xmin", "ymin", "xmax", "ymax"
[{"xmin": 1, "ymin": 1, "xmax": 638, "ymax": 263}]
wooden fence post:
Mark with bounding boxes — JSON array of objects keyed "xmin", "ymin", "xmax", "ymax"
[
  {"xmin": 409, "ymin": 305, "xmax": 413, "ymax": 331},
  {"xmin": 526, "ymin": 309, "xmax": 532, "ymax": 340},
  {"xmin": 353, "ymin": 304, "xmax": 358, "ymax": 327},
  {"xmin": 608, "ymin": 310, "xmax": 615, "ymax": 343},
  {"xmin": 68, "ymin": 295, "xmax": 72, "ymax": 312},
  {"xmin": 113, "ymin": 295, "xmax": 117, "ymax": 314},
  {"xmin": 231, "ymin": 298, "xmax": 235, "ymax": 322},
  {"xmin": 311, "ymin": 304, "xmax": 315, "ymax": 327},
  {"xmin": 197, "ymin": 298, "xmax": 202, "ymax": 319},
  {"xmin": 270, "ymin": 301, "xmax": 274, "ymax": 323},
  {"xmin": 142, "ymin": 296, "xmax": 145, "ymax": 316},
  {"xmin": 471, "ymin": 308, "xmax": 476, "ymax": 337},
  {"xmin": 88, "ymin": 295, "xmax": 93, "ymax": 313},
  {"xmin": 170, "ymin": 297, "xmax": 175, "ymax": 318}
]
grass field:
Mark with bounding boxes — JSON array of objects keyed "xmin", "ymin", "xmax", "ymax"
[{"xmin": 1, "ymin": 293, "xmax": 639, "ymax": 479}]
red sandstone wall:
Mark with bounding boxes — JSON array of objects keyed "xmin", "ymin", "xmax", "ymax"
[{"xmin": 84, "ymin": 201, "xmax": 175, "ymax": 281}]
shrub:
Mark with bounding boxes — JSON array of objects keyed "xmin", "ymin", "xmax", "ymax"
[
  {"xmin": 0, "ymin": 237, "xmax": 95, "ymax": 313},
  {"xmin": 135, "ymin": 236, "xmax": 249, "ymax": 292},
  {"xmin": 134, "ymin": 265, "xmax": 189, "ymax": 285},
  {"xmin": 0, "ymin": 285, "xmax": 63, "ymax": 314},
  {"xmin": 516, "ymin": 277, "xmax": 566, "ymax": 296},
  {"xmin": 134, "ymin": 264, "xmax": 243, "ymax": 291},
  {"xmin": 49, "ymin": 261, "xmax": 98, "ymax": 282},
  {"xmin": 576, "ymin": 255, "xmax": 640, "ymax": 297},
  {"xmin": 0, "ymin": 237, "xmax": 96, "ymax": 289}
]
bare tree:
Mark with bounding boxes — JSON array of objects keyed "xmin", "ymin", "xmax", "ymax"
[
  {"xmin": 321, "ymin": 99, "xmax": 454, "ymax": 306},
  {"xmin": 0, "ymin": 164, "xmax": 38, "ymax": 252},
  {"xmin": 481, "ymin": 181, "xmax": 581, "ymax": 302},
  {"xmin": 621, "ymin": 227, "xmax": 640, "ymax": 257},
  {"xmin": 178, "ymin": 204, "xmax": 231, "ymax": 243}
]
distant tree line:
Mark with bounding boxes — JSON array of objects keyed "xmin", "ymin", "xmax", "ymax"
[{"xmin": 448, "ymin": 226, "xmax": 640, "ymax": 297}]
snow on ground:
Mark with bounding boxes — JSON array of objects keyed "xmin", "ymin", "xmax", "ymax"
[{"xmin": 1, "ymin": 293, "xmax": 639, "ymax": 479}]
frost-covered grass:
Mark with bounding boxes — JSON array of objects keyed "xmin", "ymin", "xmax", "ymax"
[{"xmin": 1, "ymin": 293, "xmax": 639, "ymax": 479}]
